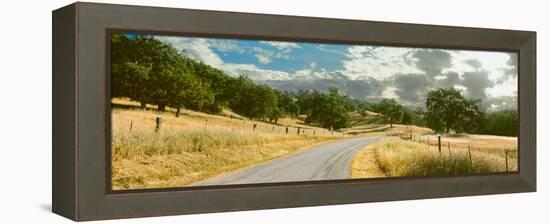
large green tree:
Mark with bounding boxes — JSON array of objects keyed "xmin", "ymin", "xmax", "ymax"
[
  {"xmin": 276, "ymin": 90, "xmax": 300, "ymax": 117},
  {"xmin": 184, "ymin": 59, "xmax": 233, "ymax": 113},
  {"xmin": 317, "ymin": 88, "xmax": 353, "ymax": 129},
  {"xmin": 296, "ymin": 87, "xmax": 353, "ymax": 129},
  {"xmin": 111, "ymin": 34, "xmax": 154, "ymax": 108},
  {"xmin": 112, "ymin": 34, "xmax": 217, "ymax": 116},
  {"xmin": 377, "ymin": 99, "xmax": 404, "ymax": 127},
  {"xmin": 167, "ymin": 72, "xmax": 214, "ymax": 117},
  {"xmin": 229, "ymin": 77, "xmax": 279, "ymax": 120},
  {"xmin": 425, "ymin": 88, "xmax": 483, "ymax": 133},
  {"xmin": 145, "ymin": 39, "xmax": 192, "ymax": 111},
  {"xmin": 112, "ymin": 34, "xmax": 187, "ymax": 110}
]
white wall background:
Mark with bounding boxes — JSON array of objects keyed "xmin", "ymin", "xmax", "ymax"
[{"xmin": 0, "ymin": 0, "xmax": 546, "ymax": 223}]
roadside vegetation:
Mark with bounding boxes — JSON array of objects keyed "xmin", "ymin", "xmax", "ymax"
[
  {"xmin": 351, "ymin": 136, "xmax": 518, "ymax": 178},
  {"xmin": 112, "ymin": 99, "xmax": 343, "ymax": 190}
]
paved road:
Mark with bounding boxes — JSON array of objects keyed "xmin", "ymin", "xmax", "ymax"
[{"xmin": 189, "ymin": 136, "xmax": 382, "ymax": 186}]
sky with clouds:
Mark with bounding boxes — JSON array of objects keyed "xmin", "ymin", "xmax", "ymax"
[{"xmin": 155, "ymin": 35, "xmax": 518, "ymax": 111}]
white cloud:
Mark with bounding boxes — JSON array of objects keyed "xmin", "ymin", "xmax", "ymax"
[
  {"xmin": 251, "ymin": 47, "xmax": 274, "ymax": 64},
  {"xmin": 486, "ymin": 79, "xmax": 517, "ymax": 97},
  {"xmin": 208, "ymin": 39, "xmax": 244, "ymax": 53},
  {"xmin": 316, "ymin": 44, "xmax": 346, "ymax": 55},
  {"xmin": 341, "ymin": 46, "xmax": 422, "ymax": 80},
  {"xmin": 156, "ymin": 36, "xmax": 224, "ymax": 67},
  {"xmin": 446, "ymin": 50, "xmax": 513, "ymax": 82},
  {"xmin": 446, "ymin": 50, "xmax": 517, "ymax": 97},
  {"xmin": 310, "ymin": 62, "xmax": 317, "ymax": 68},
  {"xmin": 293, "ymin": 62, "xmax": 318, "ymax": 80},
  {"xmin": 260, "ymin": 41, "xmax": 301, "ymax": 53},
  {"xmin": 157, "ymin": 36, "xmax": 292, "ymax": 80},
  {"xmin": 222, "ymin": 63, "xmax": 290, "ymax": 80},
  {"xmin": 381, "ymin": 87, "xmax": 398, "ymax": 99},
  {"xmin": 251, "ymin": 46, "xmax": 294, "ymax": 64}
]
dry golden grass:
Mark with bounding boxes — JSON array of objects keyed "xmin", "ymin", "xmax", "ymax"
[
  {"xmin": 342, "ymin": 124, "xmax": 432, "ymax": 137},
  {"xmin": 342, "ymin": 124, "xmax": 387, "ymax": 134},
  {"xmin": 385, "ymin": 124, "xmax": 433, "ymax": 135},
  {"xmin": 111, "ymin": 99, "xmax": 345, "ymax": 190},
  {"xmin": 416, "ymin": 134, "xmax": 517, "ymax": 153},
  {"xmin": 351, "ymin": 137, "xmax": 518, "ymax": 179},
  {"xmin": 113, "ymin": 136, "xmax": 333, "ymax": 189},
  {"xmin": 350, "ymin": 144, "xmax": 386, "ymax": 178}
]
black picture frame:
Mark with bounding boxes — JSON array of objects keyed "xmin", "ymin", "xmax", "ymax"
[{"xmin": 52, "ymin": 2, "xmax": 536, "ymax": 221}]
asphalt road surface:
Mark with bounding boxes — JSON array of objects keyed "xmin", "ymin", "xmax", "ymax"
[{"xmin": 189, "ymin": 136, "xmax": 382, "ymax": 186}]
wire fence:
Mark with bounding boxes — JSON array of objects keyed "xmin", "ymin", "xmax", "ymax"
[
  {"xmin": 395, "ymin": 133, "xmax": 516, "ymax": 172},
  {"xmin": 142, "ymin": 116, "xmax": 344, "ymax": 138}
]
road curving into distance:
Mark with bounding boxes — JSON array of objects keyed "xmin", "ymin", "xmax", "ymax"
[{"xmin": 189, "ymin": 136, "xmax": 382, "ymax": 186}]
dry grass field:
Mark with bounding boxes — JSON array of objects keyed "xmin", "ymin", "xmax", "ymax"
[
  {"xmin": 351, "ymin": 135, "xmax": 518, "ymax": 178},
  {"xmin": 112, "ymin": 98, "xmax": 518, "ymax": 189},
  {"xmin": 111, "ymin": 99, "xmax": 344, "ymax": 190}
]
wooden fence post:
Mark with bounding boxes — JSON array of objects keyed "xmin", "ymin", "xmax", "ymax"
[
  {"xmin": 505, "ymin": 150, "xmax": 509, "ymax": 172},
  {"xmin": 155, "ymin": 117, "xmax": 161, "ymax": 132},
  {"xmin": 427, "ymin": 137, "xmax": 429, "ymax": 150},
  {"xmin": 447, "ymin": 141, "xmax": 451, "ymax": 157},
  {"xmin": 468, "ymin": 146, "xmax": 473, "ymax": 172},
  {"xmin": 297, "ymin": 127, "xmax": 301, "ymax": 135},
  {"xmin": 313, "ymin": 130, "xmax": 316, "ymax": 136},
  {"xmin": 438, "ymin": 136, "xmax": 442, "ymax": 154},
  {"xmin": 129, "ymin": 120, "xmax": 133, "ymax": 131},
  {"xmin": 286, "ymin": 127, "xmax": 289, "ymax": 134}
]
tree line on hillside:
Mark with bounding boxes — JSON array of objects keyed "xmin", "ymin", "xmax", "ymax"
[
  {"xmin": 111, "ymin": 34, "xmax": 517, "ymax": 136},
  {"xmin": 362, "ymin": 88, "xmax": 518, "ymax": 136},
  {"xmin": 111, "ymin": 34, "xmax": 355, "ymax": 129}
]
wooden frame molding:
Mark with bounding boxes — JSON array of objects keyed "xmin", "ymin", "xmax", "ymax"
[{"xmin": 52, "ymin": 2, "xmax": 536, "ymax": 221}]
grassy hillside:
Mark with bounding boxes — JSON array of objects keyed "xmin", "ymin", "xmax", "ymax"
[
  {"xmin": 342, "ymin": 109, "xmax": 431, "ymax": 136},
  {"xmin": 111, "ymin": 98, "xmax": 346, "ymax": 190}
]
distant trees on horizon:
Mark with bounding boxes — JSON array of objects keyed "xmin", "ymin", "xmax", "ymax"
[{"xmin": 295, "ymin": 87, "xmax": 356, "ymax": 130}]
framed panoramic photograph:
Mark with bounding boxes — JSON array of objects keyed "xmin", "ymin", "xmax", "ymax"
[
  {"xmin": 110, "ymin": 33, "xmax": 520, "ymax": 190},
  {"xmin": 53, "ymin": 2, "xmax": 536, "ymax": 221}
]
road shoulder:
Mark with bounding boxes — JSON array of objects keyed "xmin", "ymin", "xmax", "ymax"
[{"xmin": 350, "ymin": 140, "xmax": 387, "ymax": 178}]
